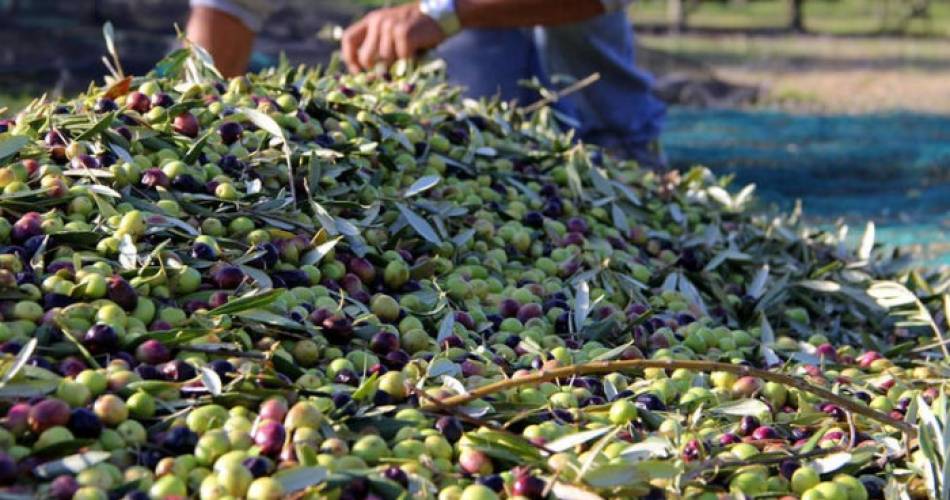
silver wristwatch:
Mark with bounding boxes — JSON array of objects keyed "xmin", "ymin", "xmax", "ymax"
[{"xmin": 418, "ymin": 0, "xmax": 462, "ymax": 37}]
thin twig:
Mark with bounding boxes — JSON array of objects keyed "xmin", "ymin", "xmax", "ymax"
[
  {"xmin": 521, "ymin": 73, "xmax": 602, "ymax": 114},
  {"xmin": 423, "ymin": 359, "xmax": 918, "ymax": 437}
]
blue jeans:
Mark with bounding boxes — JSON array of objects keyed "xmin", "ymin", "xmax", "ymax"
[{"xmin": 435, "ymin": 12, "xmax": 666, "ymax": 165}]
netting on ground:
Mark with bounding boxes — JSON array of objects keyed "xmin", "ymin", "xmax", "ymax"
[{"xmin": 662, "ymin": 108, "xmax": 950, "ymax": 263}]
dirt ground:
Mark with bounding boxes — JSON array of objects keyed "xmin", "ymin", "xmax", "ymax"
[{"xmin": 639, "ymin": 33, "xmax": 950, "ymax": 113}]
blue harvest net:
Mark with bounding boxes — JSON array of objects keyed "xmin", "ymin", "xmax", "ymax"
[{"xmin": 662, "ymin": 108, "xmax": 950, "ymax": 265}]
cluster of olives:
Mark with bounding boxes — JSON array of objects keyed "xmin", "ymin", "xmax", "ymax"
[{"xmin": 0, "ymin": 47, "xmax": 940, "ymax": 499}]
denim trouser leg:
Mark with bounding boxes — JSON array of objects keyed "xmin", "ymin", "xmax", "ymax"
[
  {"xmin": 433, "ymin": 28, "xmax": 544, "ymax": 105},
  {"xmin": 534, "ymin": 12, "xmax": 667, "ymax": 162},
  {"xmin": 434, "ymin": 17, "xmax": 667, "ymax": 166}
]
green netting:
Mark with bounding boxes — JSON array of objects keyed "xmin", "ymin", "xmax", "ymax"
[{"xmin": 663, "ymin": 108, "xmax": 950, "ymax": 264}]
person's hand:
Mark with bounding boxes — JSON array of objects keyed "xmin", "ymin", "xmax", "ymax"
[{"xmin": 342, "ymin": 2, "xmax": 447, "ymax": 74}]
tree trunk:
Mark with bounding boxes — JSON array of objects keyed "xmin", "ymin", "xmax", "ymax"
[
  {"xmin": 668, "ymin": 0, "xmax": 688, "ymax": 33},
  {"xmin": 788, "ymin": 0, "xmax": 806, "ymax": 32}
]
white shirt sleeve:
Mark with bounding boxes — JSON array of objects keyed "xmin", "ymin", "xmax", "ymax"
[
  {"xmin": 189, "ymin": 0, "xmax": 281, "ymax": 32},
  {"xmin": 600, "ymin": 0, "xmax": 635, "ymax": 12}
]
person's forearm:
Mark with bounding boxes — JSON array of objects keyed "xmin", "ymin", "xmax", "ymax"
[
  {"xmin": 185, "ymin": 6, "xmax": 255, "ymax": 78},
  {"xmin": 455, "ymin": 0, "xmax": 607, "ymax": 28}
]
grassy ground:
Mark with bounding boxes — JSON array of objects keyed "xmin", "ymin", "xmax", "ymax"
[{"xmin": 630, "ymin": 0, "xmax": 950, "ymax": 35}]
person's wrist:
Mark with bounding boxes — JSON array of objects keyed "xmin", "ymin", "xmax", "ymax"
[{"xmin": 418, "ymin": 0, "xmax": 461, "ymax": 37}]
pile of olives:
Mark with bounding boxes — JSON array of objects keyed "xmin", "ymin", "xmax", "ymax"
[{"xmin": 0, "ymin": 47, "xmax": 943, "ymax": 499}]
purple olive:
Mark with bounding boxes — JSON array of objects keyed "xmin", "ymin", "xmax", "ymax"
[
  {"xmin": 67, "ymin": 407, "xmax": 103, "ymax": 439},
  {"xmin": 134, "ymin": 364, "xmax": 162, "ymax": 380},
  {"xmin": 141, "ymin": 168, "xmax": 170, "ymax": 189},
  {"xmin": 213, "ymin": 265, "xmax": 245, "ymax": 289},
  {"xmin": 173, "ymin": 112, "xmax": 199, "ymax": 138},
  {"xmin": 218, "ymin": 122, "xmax": 243, "ymax": 145},
  {"xmin": 779, "ymin": 459, "xmax": 800, "ymax": 480},
  {"xmin": 719, "ymin": 433, "xmax": 741, "ymax": 445},
  {"xmin": 70, "ymin": 154, "xmax": 100, "ymax": 170},
  {"xmin": 370, "ymin": 331, "xmax": 400, "ymax": 355},
  {"xmin": 635, "ymin": 393, "xmax": 666, "ymax": 412},
  {"xmin": 242, "ymin": 456, "xmax": 273, "ymax": 478},
  {"xmin": 454, "ymin": 311, "xmax": 475, "ymax": 330},
  {"xmin": 83, "ymin": 324, "xmax": 119, "ymax": 354},
  {"xmin": 160, "ymin": 360, "xmax": 196, "ymax": 382},
  {"xmin": 93, "ymin": 98, "xmax": 118, "ymax": 113},
  {"xmin": 0, "ymin": 452, "xmax": 15, "ymax": 485},
  {"xmin": 738, "ymin": 415, "xmax": 759, "ymax": 436},
  {"xmin": 682, "ymin": 439, "xmax": 702, "ymax": 462},
  {"xmin": 135, "ymin": 339, "xmax": 171, "ymax": 364},
  {"xmin": 513, "ymin": 475, "xmax": 546, "ymax": 499},
  {"xmin": 12, "ymin": 212, "xmax": 42, "ymax": 243},
  {"xmin": 171, "ymin": 173, "xmax": 205, "ymax": 193},
  {"xmin": 126, "ymin": 91, "xmax": 151, "ymax": 113},
  {"xmin": 751, "ymin": 426, "xmax": 779, "ymax": 440},
  {"xmin": 3, "ymin": 403, "xmax": 30, "ymax": 435},
  {"xmin": 523, "ymin": 211, "xmax": 544, "ymax": 227},
  {"xmin": 208, "ymin": 291, "xmax": 230, "ymax": 309},
  {"xmin": 383, "ymin": 466, "xmax": 408, "ymax": 487},
  {"xmin": 57, "ymin": 357, "xmax": 86, "ymax": 377},
  {"xmin": 816, "ymin": 343, "xmax": 837, "ymax": 361},
  {"xmin": 259, "ymin": 399, "xmax": 288, "ymax": 422},
  {"xmin": 191, "ymin": 243, "xmax": 217, "ymax": 261},
  {"xmin": 107, "ymin": 275, "xmax": 138, "ymax": 311},
  {"xmin": 44, "ymin": 293, "xmax": 76, "ymax": 309},
  {"xmin": 253, "ymin": 419, "xmax": 286, "ymax": 456},
  {"xmin": 383, "ymin": 350, "xmax": 410, "ymax": 370},
  {"xmin": 270, "ymin": 270, "xmax": 309, "ymax": 288},
  {"xmin": 162, "ymin": 426, "xmax": 199, "ymax": 455},
  {"xmin": 49, "ymin": 474, "xmax": 79, "ymax": 499},
  {"xmin": 434, "ymin": 416, "xmax": 463, "ymax": 443},
  {"xmin": 499, "ymin": 299, "xmax": 520, "ymax": 318},
  {"xmin": 348, "ymin": 257, "xmax": 376, "ymax": 283},
  {"xmin": 516, "ymin": 303, "xmax": 543, "ymax": 323},
  {"xmin": 28, "ymin": 399, "xmax": 70, "ymax": 434},
  {"xmin": 566, "ymin": 216, "xmax": 589, "ymax": 234},
  {"xmin": 321, "ymin": 315, "xmax": 352, "ymax": 344},
  {"xmin": 44, "ymin": 130, "xmax": 67, "ymax": 147}
]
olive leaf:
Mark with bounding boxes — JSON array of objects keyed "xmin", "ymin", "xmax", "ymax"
[
  {"xmin": 395, "ymin": 203, "xmax": 441, "ymax": 244},
  {"xmin": 0, "ymin": 135, "xmax": 29, "ymax": 161},
  {"xmin": 574, "ymin": 281, "xmax": 590, "ymax": 333},
  {"xmin": 0, "ymin": 379, "xmax": 58, "ymax": 398},
  {"xmin": 0, "ymin": 338, "xmax": 37, "ymax": 386},
  {"xmin": 809, "ymin": 452, "xmax": 853, "ymax": 474},
  {"xmin": 300, "ymin": 237, "xmax": 343, "ymax": 266},
  {"xmin": 352, "ymin": 373, "xmax": 379, "ymax": 401},
  {"xmin": 75, "ymin": 111, "xmax": 118, "ymax": 141},
  {"xmin": 199, "ymin": 366, "xmax": 223, "ymax": 396},
  {"xmin": 436, "ymin": 312, "xmax": 455, "ymax": 344},
  {"xmin": 404, "ymin": 175, "xmax": 441, "ymax": 198},
  {"xmin": 33, "ymin": 450, "xmax": 111, "ymax": 479},
  {"xmin": 239, "ymin": 265, "xmax": 274, "ymax": 290},
  {"xmin": 273, "ymin": 466, "xmax": 328, "ymax": 494},
  {"xmin": 119, "ymin": 234, "xmax": 138, "ymax": 270},
  {"xmin": 712, "ymin": 399, "xmax": 770, "ymax": 417},
  {"xmin": 583, "ymin": 463, "xmax": 644, "ymax": 489},
  {"xmin": 546, "ymin": 426, "xmax": 614, "ymax": 453},
  {"xmin": 858, "ymin": 221, "xmax": 876, "ymax": 261}
]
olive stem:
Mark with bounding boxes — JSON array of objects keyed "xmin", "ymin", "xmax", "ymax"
[{"xmin": 425, "ymin": 359, "xmax": 918, "ymax": 437}]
